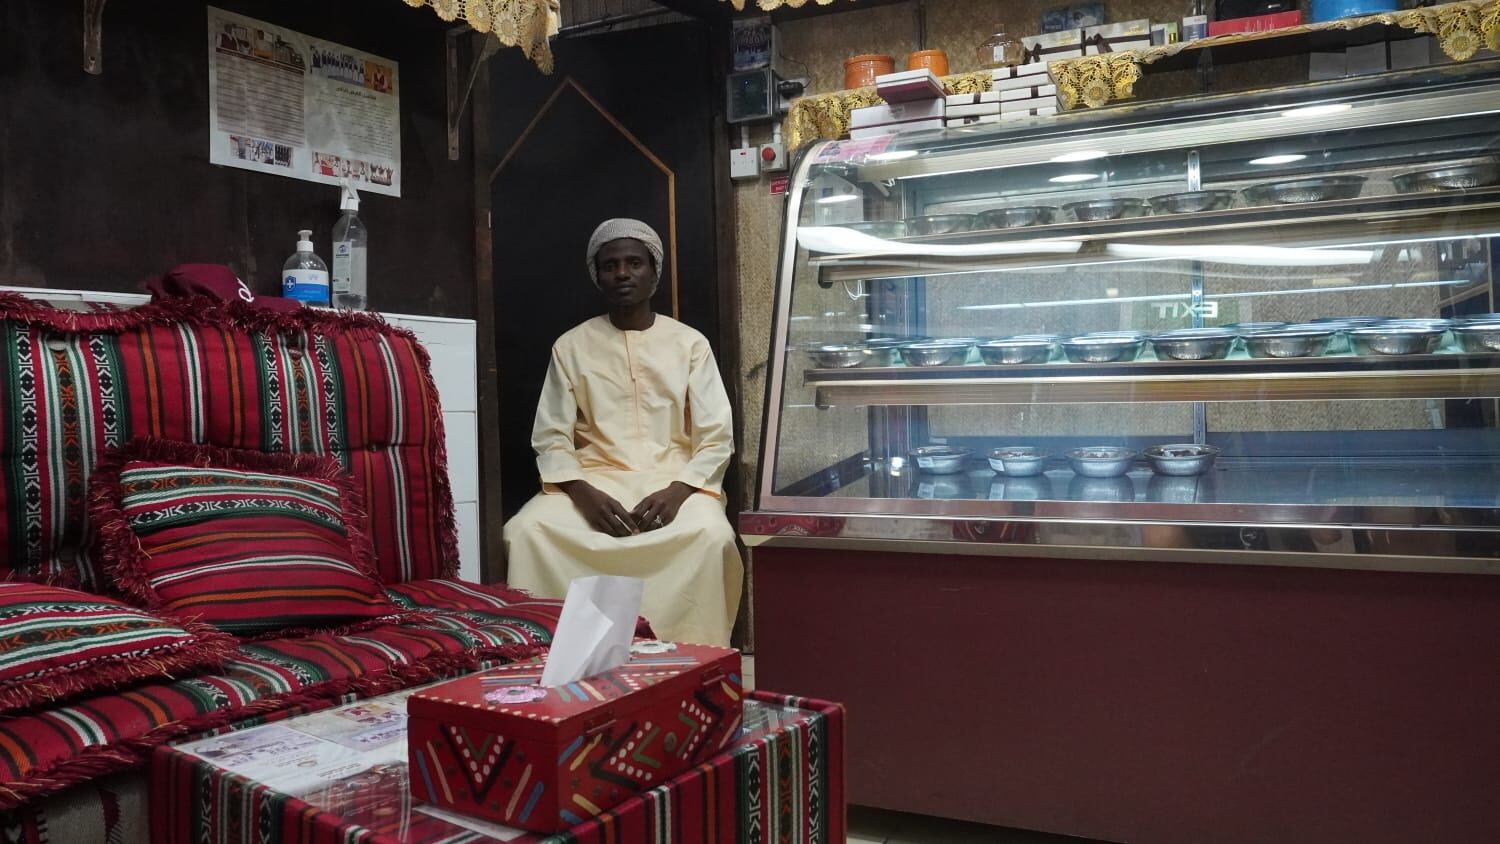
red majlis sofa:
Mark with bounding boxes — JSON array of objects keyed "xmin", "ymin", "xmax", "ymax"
[{"xmin": 0, "ymin": 293, "xmax": 617, "ymax": 842}]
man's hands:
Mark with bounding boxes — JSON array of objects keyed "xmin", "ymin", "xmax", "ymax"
[
  {"xmin": 559, "ymin": 480, "xmax": 639, "ymax": 537},
  {"xmin": 560, "ymin": 480, "xmax": 698, "ymax": 536},
  {"xmin": 630, "ymin": 482, "xmax": 696, "ymax": 532}
]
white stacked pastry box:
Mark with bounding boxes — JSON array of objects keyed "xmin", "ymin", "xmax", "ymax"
[
  {"xmin": 982, "ymin": 61, "xmax": 1060, "ymax": 122},
  {"xmin": 848, "ymin": 69, "xmax": 947, "ymax": 139}
]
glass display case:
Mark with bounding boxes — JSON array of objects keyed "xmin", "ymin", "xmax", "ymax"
[{"xmin": 750, "ymin": 61, "xmax": 1500, "ymax": 566}]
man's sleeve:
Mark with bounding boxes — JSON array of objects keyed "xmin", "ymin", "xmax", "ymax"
[
  {"xmin": 677, "ymin": 338, "xmax": 735, "ymax": 493},
  {"xmin": 533, "ymin": 344, "xmax": 584, "ymax": 485}
]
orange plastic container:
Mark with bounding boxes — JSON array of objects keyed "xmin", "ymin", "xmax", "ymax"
[
  {"xmin": 843, "ymin": 53, "xmax": 895, "ymax": 89},
  {"xmin": 907, "ymin": 49, "xmax": 949, "ymax": 76}
]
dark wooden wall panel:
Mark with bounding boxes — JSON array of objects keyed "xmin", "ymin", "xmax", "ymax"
[{"xmin": 0, "ymin": 0, "xmax": 475, "ymax": 318}]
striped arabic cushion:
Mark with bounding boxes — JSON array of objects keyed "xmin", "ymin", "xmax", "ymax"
[
  {"xmin": 92, "ymin": 439, "xmax": 404, "ymax": 637},
  {"xmin": 0, "ymin": 581, "xmax": 235, "ymax": 716}
]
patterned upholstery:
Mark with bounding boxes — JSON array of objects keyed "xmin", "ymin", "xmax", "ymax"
[
  {"xmin": 95, "ymin": 441, "xmax": 405, "ymax": 636},
  {"xmin": 0, "ymin": 295, "xmax": 457, "ymax": 589},
  {"xmin": 0, "ymin": 583, "xmax": 563, "ymax": 811}
]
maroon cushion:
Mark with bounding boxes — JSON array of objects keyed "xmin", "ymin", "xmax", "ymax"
[
  {"xmin": 91, "ymin": 438, "xmax": 405, "ymax": 637},
  {"xmin": 0, "ymin": 581, "xmax": 235, "ymax": 716}
]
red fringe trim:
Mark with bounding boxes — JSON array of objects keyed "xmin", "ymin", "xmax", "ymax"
[
  {"xmin": 405, "ymin": 337, "xmax": 461, "ymax": 579},
  {"xmin": 89, "ymin": 437, "xmax": 409, "ymax": 635},
  {"xmin": 1, "ymin": 291, "xmax": 459, "ymax": 581},
  {"xmin": 0, "ymin": 293, "xmax": 404, "ymax": 340},
  {"xmin": 0, "ymin": 610, "xmax": 238, "ymax": 717},
  {"xmin": 0, "ymin": 640, "xmax": 545, "ymax": 811}
]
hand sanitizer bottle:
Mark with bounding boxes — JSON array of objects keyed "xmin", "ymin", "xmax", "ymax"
[
  {"xmin": 331, "ymin": 182, "xmax": 368, "ymax": 310},
  {"xmin": 283, "ymin": 229, "xmax": 329, "ymax": 306}
]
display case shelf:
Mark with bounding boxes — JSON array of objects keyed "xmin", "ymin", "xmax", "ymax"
[
  {"xmin": 807, "ymin": 350, "xmax": 1500, "ymax": 406},
  {"xmin": 812, "ymin": 188, "xmax": 1500, "ymax": 285}
]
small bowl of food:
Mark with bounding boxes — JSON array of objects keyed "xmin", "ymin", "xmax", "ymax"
[
  {"xmin": 910, "ymin": 445, "xmax": 973, "ymax": 475},
  {"xmin": 1347, "ymin": 325, "xmax": 1446, "ymax": 356},
  {"xmin": 1148, "ymin": 190, "xmax": 1237, "ymax": 214},
  {"xmin": 859, "ymin": 337, "xmax": 905, "ymax": 366},
  {"xmin": 806, "ymin": 344, "xmax": 868, "ymax": 368},
  {"xmin": 899, "ymin": 340, "xmax": 973, "ymax": 367},
  {"xmin": 1144, "ymin": 443, "xmax": 1221, "ymax": 476},
  {"xmin": 1067, "ymin": 446, "xmax": 1137, "ymax": 478},
  {"xmin": 905, "ymin": 214, "xmax": 977, "ymax": 236},
  {"xmin": 1063, "ymin": 198, "xmax": 1151, "ymax": 222},
  {"xmin": 977, "ymin": 206, "xmax": 1058, "ymax": 229},
  {"xmin": 1243, "ymin": 327, "xmax": 1336, "ymax": 359},
  {"xmin": 1061, "ymin": 333, "xmax": 1145, "ymax": 363},
  {"xmin": 987, "ymin": 446, "xmax": 1049, "ymax": 477},
  {"xmin": 1453, "ymin": 321, "xmax": 1500, "ymax": 353},
  {"xmin": 1149, "ymin": 328, "xmax": 1236, "ymax": 361},
  {"xmin": 1225, "ymin": 321, "xmax": 1289, "ymax": 335},
  {"xmin": 1242, "ymin": 175, "xmax": 1367, "ymax": 205},
  {"xmin": 977, "ymin": 336, "xmax": 1057, "ymax": 365},
  {"xmin": 1391, "ymin": 157, "xmax": 1500, "ymax": 194}
]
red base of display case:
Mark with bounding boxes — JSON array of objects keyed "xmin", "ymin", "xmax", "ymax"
[{"xmin": 752, "ymin": 546, "xmax": 1500, "ymax": 843}]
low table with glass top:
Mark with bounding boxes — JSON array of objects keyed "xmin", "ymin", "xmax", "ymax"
[{"xmin": 150, "ymin": 677, "xmax": 844, "ymax": 844}]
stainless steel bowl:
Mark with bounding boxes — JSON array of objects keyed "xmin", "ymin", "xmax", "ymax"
[
  {"xmin": 987, "ymin": 446, "xmax": 1049, "ymax": 477},
  {"xmin": 1310, "ymin": 316, "xmax": 1389, "ymax": 327},
  {"xmin": 1149, "ymin": 329, "xmax": 1236, "ymax": 361},
  {"xmin": 977, "ymin": 206, "xmax": 1058, "ymax": 229},
  {"xmin": 977, "ymin": 337, "xmax": 1056, "ymax": 365},
  {"xmin": 1392, "ymin": 158, "xmax": 1500, "ymax": 193},
  {"xmin": 1225, "ymin": 321, "xmax": 1289, "ymax": 336},
  {"xmin": 1379, "ymin": 318, "xmax": 1451, "ymax": 331},
  {"xmin": 838, "ymin": 220, "xmax": 906, "ymax": 238},
  {"xmin": 910, "ymin": 445, "xmax": 973, "ymax": 475},
  {"xmin": 1144, "ymin": 443, "xmax": 1221, "ymax": 476},
  {"xmin": 1068, "ymin": 475, "xmax": 1136, "ymax": 502},
  {"xmin": 1453, "ymin": 321, "xmax": 1500, "ymax": 353},
  {"xmin": 1347, "ymin": 325, "xmax": 1445, "ymax": 356},
  {"xmin": 858, "ymin": 338, "xmax": 904, "ymax": 366},
  {"xmin": 806, "ymin": 344, "xmax": 867, "ymax": 368},
  {"xmin": 1067, "ymin": 446, "xmax": 1138, "ymax": 478},
  {"xmin": 898, "ymin": 340, "xmax": 972, "ymax": 367},
  {"xmin": 905, "ymin": 214, "xmax": 976, "ymax": 236},
  {"xmin": 1244, "ymin": 327, "xmax": 1336, "ymax": 359},
  {"xmin": 1454, "ymin": 313, "xmax": 1500, "ymax": 326},
  {"xmin": 1063, "ymin": 198, "xmax": 1151, "ymax": 222},
  {"xmin": 1242, "ymin": 175, "xmax": 1367, "ymax": 205},
  {"xmin": 1060, "ymin": 335, "xmax": 1144, "ymax": 363},
  {"xmin": 1148, "ymin": 190, "xmax": 1238, "ymax": 214}
]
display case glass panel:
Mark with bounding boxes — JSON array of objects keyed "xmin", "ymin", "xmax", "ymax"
[{"xmin": 758, "ymin": 64, "xmax": 1500, "ymax": 534}]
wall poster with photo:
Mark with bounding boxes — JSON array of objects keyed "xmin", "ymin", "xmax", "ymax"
[{"xmin": 207, "ymin": 6, "xmax": 401, "ymax": 197}]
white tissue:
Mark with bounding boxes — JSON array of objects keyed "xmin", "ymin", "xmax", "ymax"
[{"xmin": 539, "ymin": 576, "xmax": 644, "ymax": 687}]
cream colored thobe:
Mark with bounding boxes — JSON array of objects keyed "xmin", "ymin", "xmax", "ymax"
[{"xmin": 503, "ymin": 315, "xmax": 743, "ymax": 646}]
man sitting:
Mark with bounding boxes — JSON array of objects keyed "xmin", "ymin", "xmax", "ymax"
[{"xmin": 503, "ymin": 219, "xmax": 742, "ymax": 646}]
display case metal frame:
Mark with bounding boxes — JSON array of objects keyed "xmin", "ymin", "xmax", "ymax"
[{"xmin": 749, "ymin": 62, "xmax": 1500, "ymax": 570}]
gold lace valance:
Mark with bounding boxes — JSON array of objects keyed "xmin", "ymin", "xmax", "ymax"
[
  {"xmin": 402, "ymin": 0, "xmax": 560, "ymax": 72},
  {"xmin": 784, "ymin": 71, "xmax": 992, "ymax": 150},
  {"xmin": 1052, "ymin": 0, "xmax": 1500, "ymax": 108}
]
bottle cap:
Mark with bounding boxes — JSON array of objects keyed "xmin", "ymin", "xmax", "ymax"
[
  {"xmin": 340, "ymin": 181, "xmax": 361, "ymax": 213},
  {"xmin": 297, "ymin": 229, "xmax": 314, "ymax": 251}
]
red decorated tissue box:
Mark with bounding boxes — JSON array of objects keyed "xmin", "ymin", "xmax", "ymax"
[{"xmin": 408, "ymin": 642, "xmax": 743, "ymax": 834}]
